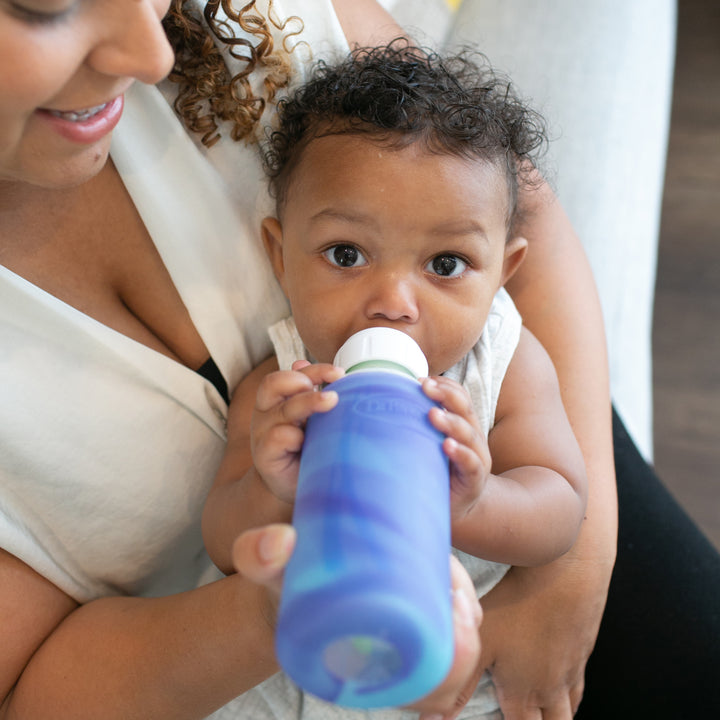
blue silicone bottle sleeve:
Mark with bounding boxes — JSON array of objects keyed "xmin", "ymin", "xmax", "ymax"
[{"xmin": 275, "ymin": 370, "xmax": 453, "ymax": 708}]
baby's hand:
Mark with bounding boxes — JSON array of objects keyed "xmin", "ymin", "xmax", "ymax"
[
  {"xmin": 422, "ymin": 376, "xmax": 492, "ymax": 523},
  {"xmin": 251, "ymin": 361, "xmax": 344, "ymax": 502}
]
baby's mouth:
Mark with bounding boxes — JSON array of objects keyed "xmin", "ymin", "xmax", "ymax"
[{"xmin": 46, "ymin": 104, "xmax": 109, "ymax": 122}]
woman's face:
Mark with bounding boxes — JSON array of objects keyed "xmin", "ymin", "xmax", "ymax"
[{"xmin": 0, "ymin": 0, "xmax": 174, "ymax": 188}]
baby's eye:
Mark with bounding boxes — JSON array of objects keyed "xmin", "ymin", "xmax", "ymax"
[
  {"xmin": 323, "ymin": 244, "xmax": 368, "ymax": 268},
  {"xmin": 426, "ymin": 254, "xmax": 468, "ymax": 277}
]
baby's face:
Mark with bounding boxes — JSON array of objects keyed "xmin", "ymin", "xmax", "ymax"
[{"xmin": 263, "ymin": 134, "xmax": 525, "ymax": 376}]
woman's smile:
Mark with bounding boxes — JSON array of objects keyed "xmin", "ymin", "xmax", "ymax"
[
  {"xmin": 46, "ymin": 103, "xmax": 110, "ymax": 122},
  {"xmin": 36, "ymin": 95, "xmax": 124, "ymax": 144},
  {"xmin": 0, "ymin": 0, "xmax": 172, "ymax": 186}
]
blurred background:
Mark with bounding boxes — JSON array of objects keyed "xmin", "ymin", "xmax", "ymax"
[{"xmin": 653, "ymin": 0, "xmax": 720, "ymax": 549}]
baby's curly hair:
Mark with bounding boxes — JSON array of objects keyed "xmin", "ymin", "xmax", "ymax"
[
  {"xmin": 163, "ymin": 0, "xmax": 301, "ymax": 147},
  {"xmin": 264, "ymin": 41, "xmax": 548, "ymax": 226}
]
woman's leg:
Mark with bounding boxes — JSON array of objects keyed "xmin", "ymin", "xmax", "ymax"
[{"xmin": 576, "ymin": 409, "xmax": 720, "ymax": 717}]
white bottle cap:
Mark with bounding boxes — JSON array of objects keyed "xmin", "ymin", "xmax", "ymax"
[{"xmin": 333, "ymin": 327, "xmax": 429, "ymax": 379}]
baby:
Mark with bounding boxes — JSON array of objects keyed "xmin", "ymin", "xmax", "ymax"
[{"xmin": 203, "ymin": 42, "xmax": 588, "ymax": 718}]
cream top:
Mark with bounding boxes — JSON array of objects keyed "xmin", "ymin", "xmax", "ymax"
[{"xmin": 0, "ymin": 0, "xmax": 348, "ymax": 603}]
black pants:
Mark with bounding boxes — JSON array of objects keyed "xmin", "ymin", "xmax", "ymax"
[{"xmin": 576, "ymin": 410, "xmax": 720, "ymax": 717}]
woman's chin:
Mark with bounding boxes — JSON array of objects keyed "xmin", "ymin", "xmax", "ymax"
[
  {"xmin": 54, "ymin": 148, "xmax": 111, "ymax": 189},
  {"xmin": 7, "ymin": 139, "xmax": 112, "ymax": 190}
]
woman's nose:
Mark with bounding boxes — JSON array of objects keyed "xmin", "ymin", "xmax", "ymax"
[
  {"xmin": 86, "ymin": 0, "xmax": 175, "ymax": 85},
  {"xmin": 365, "ymin": 275, "xmax": 420, "ymax": 324}
]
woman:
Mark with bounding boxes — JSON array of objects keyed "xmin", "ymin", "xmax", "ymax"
[
  {"xmin": 1, "ymin": 1, "xmax": 716, "ymax": 718},
  {"xmin": 0, "ymin": 1, "xmax": 479, "ymax": 717}
]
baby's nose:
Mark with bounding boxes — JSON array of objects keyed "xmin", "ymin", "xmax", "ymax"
[{"xmin": 365, "ymin": 275, "xmax": 420, "ymax": 323}]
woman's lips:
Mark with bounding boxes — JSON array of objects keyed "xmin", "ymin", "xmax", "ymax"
[
  {"xmin": 48, "ymin": 103, "xmax": 109, "ymax": 122},
  {"xmin": 38, "ymin": 95, "xmax": 125, "ymax": 145}
]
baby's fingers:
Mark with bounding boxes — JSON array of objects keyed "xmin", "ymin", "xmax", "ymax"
[
  {"xmin": 422, "ymin": 376, "xmax": 476, "ymax": 423},
  {"xmin": 440, "ymin": 432, "xmax": 489, "ymax": 516},
  {"xmin": 256, "ymin": 364, "xmax": 344, "ymax": 412},
  {"xmin": 269, "ymin": 387, "xmax": 340, "ymax": 431},
  {"xmin": 295, "ymin": 362, "xmax": 345, "ymax": 388},
  {"xmin": 441, "ymin": 437, "xmax": 483, "ymax": 480},
  {"xmin": 427, "ymin": 404, "xmax": 487, "ymax": 461}
]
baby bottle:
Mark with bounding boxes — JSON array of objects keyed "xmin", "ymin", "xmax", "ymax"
[{"xmin": 275, "ymin": 327, "xmax": 453, "ymax": 709}]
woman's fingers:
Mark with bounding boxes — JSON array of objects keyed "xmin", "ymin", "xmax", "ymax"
[
  {"xmin": 231, "ymin": 524, "xmax": 296, "ymax": 595},
  {"xmin": 413, "ymin": 556, "xmax": 483, "ymax": 719},
  {"xmin": 499, "ymin": 692, "xmax": 575, "ymax": 720}
]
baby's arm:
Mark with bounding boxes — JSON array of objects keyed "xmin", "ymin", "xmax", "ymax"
[
  {"xmin": 425, "ymin": 327, "xmax": 588, "ymax": 567},
  {"xmin": 202, "ymin": 358, "xmax": 343, "ymax": 574}
]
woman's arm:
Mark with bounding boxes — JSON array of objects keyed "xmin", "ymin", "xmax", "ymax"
[
  {"xmin": 0, "ymin": 547, "xmax": 282, "ymax": 720},
  {"xmin": 479, "ymin": 180, "xmax": 617, "ymax": 717},
  {"xmin": 330, "ymin": 0, "xmax": 405, "ymax": 47},
  {"xmin": 507, "ymin": 180, "xmax": 617, "ymax": 568}
]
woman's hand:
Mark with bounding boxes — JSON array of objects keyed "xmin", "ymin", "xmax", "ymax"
[
  {"xmin": 232, "ymin": 523, "xmax": 298, "ymax": 596},
  {"xmin": 410, "ymin": 555, "xmax": 483, "ymax": 720},
  {"xmin": 498, "ymin": 178, "xmax": 617, "ymax": 718},
  {"xmin": 476, "ymin": 549, "xmax": 613, "ymax": 719},
  {"xmin": 233, "ymin": 527, "xmax": 483, "ymax": 720}
]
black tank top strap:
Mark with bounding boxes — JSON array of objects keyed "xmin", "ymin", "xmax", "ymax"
[{"xmin": 196, "ymin": 356, "xmax": 229, "ymax": 404}]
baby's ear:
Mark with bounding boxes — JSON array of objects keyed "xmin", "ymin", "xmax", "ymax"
[
  {"xmin": 501, "ymin": 236, "xmax": 528, "ymax": 286},
  {"xmin": 261, "ymin": 217, "xmax": 287, "ymax": 289}
]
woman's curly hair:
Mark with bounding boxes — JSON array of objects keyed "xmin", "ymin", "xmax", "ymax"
[
  {"xmin": 264, "ymin": 41, "xmax": 548, "ymax": 225},
  {"xmin": 162, "ymin": 0, "xmax": 302, "ymax": 147}
]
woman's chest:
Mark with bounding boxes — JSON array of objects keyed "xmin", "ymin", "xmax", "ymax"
[{"xmin": 0, "ymin": 161, "xmax": 210, "ymax": 370}]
